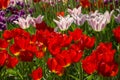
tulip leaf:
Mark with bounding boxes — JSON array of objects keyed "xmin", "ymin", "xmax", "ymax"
[
  {"xmin": 68, "ymin": 74, "xmax": 79, "ymax": 80},
  {"xmin": 6, "ymin": 69, "xmax": 23, "ymax": 80},
  {"xmin": 6, "ymin": 69, "xmax": 17, "ymax": 75},
  {"xmin": 84, "ymin": 74, "xmax": 94, "ymax": 80}
]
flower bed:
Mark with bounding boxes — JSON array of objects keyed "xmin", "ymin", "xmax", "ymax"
[{"xmin": 0, "ymin": 0, "xmax": 120, "ymax": 80}]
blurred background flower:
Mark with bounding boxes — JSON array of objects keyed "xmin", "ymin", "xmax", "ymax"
[
  {"xmin": 0, "ymin": 11, "xmax": 7, "ymax": 31},
  {"xmin": 114, "ymin": 9, "xmax": 120, "ymax": 23},
  {"xmin": 0, "ymin": 0, "xmax": 10, "ymax": 9}
]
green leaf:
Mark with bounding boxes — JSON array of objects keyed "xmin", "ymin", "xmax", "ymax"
[
  {"xmin": 6, "ymin": 69, "xmax": 17, "ymax": 75},
  {"xmin": 6, "ymin": 69, "xmax": 23, "ymax": 80},
  {"xmin": 85, "ymin": 74, "xmax": 94, "ymax": 80},
  {"xmin": 68, "ymin": 74, "xmax": 79, "ymax": 80}
]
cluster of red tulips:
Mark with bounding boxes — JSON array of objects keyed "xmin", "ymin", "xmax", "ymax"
[
  {"xmin": 0, "ymin": 20, "xmax": 120, "ymax": 79},
  {"xmin": 47, "ymin": 28, "xmax": 95, "ymax": 76}
]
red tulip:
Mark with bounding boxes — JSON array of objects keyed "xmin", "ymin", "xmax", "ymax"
[
  {"xmin": 35, "ymin": 51, "xmax": 44, "ymax": 59},
  {"xmin": 98, "ymin": 62, "xmax": 118, "ymax": 77},
  {"xmin": 10, "ymin": 44, "xmax": 21, "ymax": 56},
  {"xmin": 96, "ymin": 43, "xmax": 116, "ymax": 63},
  {"xmin": 31, "ymin": 67, "xmax": 43, "ymax": 80},
  {"xmin": 35, "ymin": 21, "xmax": 53, "ymax": 31},
  {"xmin": 82, "ymin": 42, "xmax": 119, "ymax": 76},
  {"xmin": 47, "ymin": 58, "xmax": 64, "ymax": 76},
  {"xmin": 3, "ymin": 30, "xmax": 13, "ymax": 40},
  {"xmin": 69, "ymin": 49, "xmax": 83, "ymax": 63},
  {"xmin": 56, "ymin": 11, "xmax": 65, "ymax": 17},
  {"xmin": 55, "ymin": 50, "xmax": 72, "ymax": 67},
  {"xmin": 0, "ymin": 0, "xmax": 10, "ymax": 9},
  {"xmin": 34, "ymin": 0, "xmax": 40, "ymax": 3},
  {"xmin": 69, "ymin": 28, "xmax": 83, "ymax": 41},
  {"xmin": 0, "ymin": 39, "xmax": 8, "ymax": 50},
  {"xmin": 0, "ymin": 50, "xmax": 8, "ymax": 66},
  {"xmin": 19, "ymin": 51, "xmax": 34, "ymax": 62},
  {"xmin": 82, "ymin": 35, "xmax": 95, "ymax": 49},
  {"xmin": 6, "ymin": 55, "xmax": 19, "ymax": 68},
  {"xmin": 80, "ymin": 0, "xmax": 91, "ymax": 8},
  {"xmin": 60, "ymin": 34, "xmax": 72, "ymax": 47},
  {"xmin": 113, "ymin": 26, "xmax": 120, "ymax": 43},
  {"xmin": 82, "ymin": 52, "xmax": 97, "ymax": 74}
]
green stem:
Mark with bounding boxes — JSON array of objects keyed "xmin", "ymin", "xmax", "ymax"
[
  {"xmin": 68, "ymin": 74, "xmax": 79, "ymax": 80},
  {"xmin": 17, "ymin": 71, "xmax": 24, "ymax": 80},
  {"xmin": 112, "ymin": 0, "xmax": 116, "ymax": 10},
  {"xmin": 79, "ymin": 63, "xmax": 83, "ymax": 80},
  {"xmin": 94, "ymin": 32, "xmax": 101, "ymax": 47}
]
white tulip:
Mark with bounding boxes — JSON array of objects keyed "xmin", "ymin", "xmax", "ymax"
[
  {"xmin": 71, "ymin": 14, "xmax": 86, "ymax": 25},
  {"xmin": 68, "ymin": 6, "xmax": 82, "ymax": 16},
  {"xmin": 14, "ymin": 15, "xmax": 33, "ymax": 29},
  {"xmin": 54, "ymin": 15, "xmax": 73, "ymax": 31},
  {"xmin": 104, "ymin": 10, "xmax": 114, "ymax": 23},
  {"xmin": 87, "ymin": 15, "xmax": 107, "ymax": 31}
]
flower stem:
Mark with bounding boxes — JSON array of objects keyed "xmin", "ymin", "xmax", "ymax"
[{"xmin": 79, "ymin": 63, "xmax": 83, "ymax": 80}]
